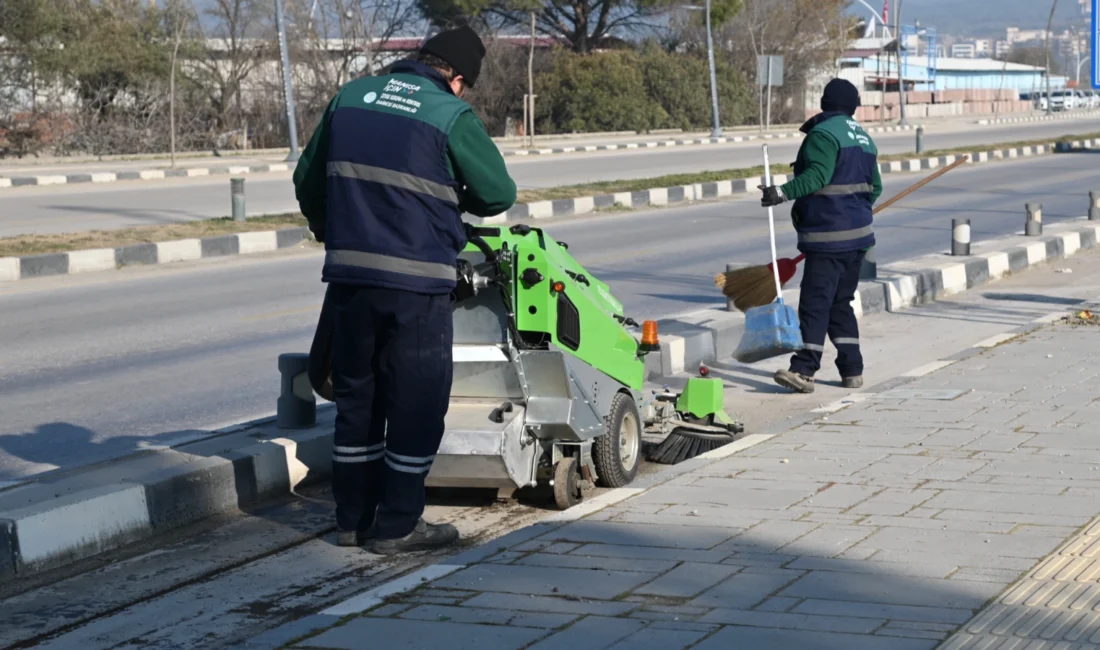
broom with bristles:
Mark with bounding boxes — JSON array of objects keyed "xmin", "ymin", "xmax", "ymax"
[{"xmin": 714, "ymin": 155, "xmax": 970, "ymax": 312}]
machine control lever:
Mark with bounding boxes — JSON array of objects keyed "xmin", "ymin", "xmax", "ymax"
[
  {"xmin": 489, "ymin": 401, "xmax": 514, "ymax": 424},
  {"xmin": 613, "ymin": 314, "xmax": 639, "ymax": 328},
  {"xmin": 565, "ymin": 270, "xmax": 590, "ymax": 286}
]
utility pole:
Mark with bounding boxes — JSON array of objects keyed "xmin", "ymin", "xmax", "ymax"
[
  {"xmin": 894, "ymin": 0, "xmax": 907, "ymax": 125},
  {"xmin": 704, "ymin": 0, "xmax": 722, "ymax": 137},
  {"xmin": 274, "ymin": 0, "xmax": 301, "ymax": 161},
  {"xmin": 1045, "ymin": 0, "xmax": 1060, "ymax": 115},
  {"xmin": 528, "ymin": 11, "xmax": 536, "ymax": 148}
]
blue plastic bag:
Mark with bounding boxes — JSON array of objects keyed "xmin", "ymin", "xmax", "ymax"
[{"xmin": 733, "ymin": 300, "xmax": 804, "ymax": 364}]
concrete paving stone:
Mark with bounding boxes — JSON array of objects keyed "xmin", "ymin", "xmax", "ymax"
[
  {"xmin": 404, "ymin": 595, "xmax": 472, "ymax": 605},
  {"xmin": 908, "ymin": 458, "xmax": 989, "ymax": 481},
  {"xmin": 885, "ymin": 620, "xmax": 963, "ymax": 633},
  {"xmin": 540, "ymin": 520, "xmax": 737, "ymax": 550},
  {"xmin": 791, "ymin": 443, "xmax": 927, "ymax": 457},
  {"xmin": 984, "ymin": 475, "xmax": 1100, "ymax": 490},
  {"xmin": 718, "ymin": 470, "xmax": 870, "ymax": 486},
  {"xmin": 722, "ymin": 551, "xmax": 797, "ymax": 568},
  {"xmin": 921, "ymin": 490, "xmax": 1100, "ymax": 518},
  {"xmin": 515, "ymin": 552, "xmax": 678, "ymax": 574},
  {"xmin": 1022, "ymin": 433, "xmax": 1100, "ymax": 451},
  {"xmin": 435, "ymin": 564, "xmax": 655, "ymax": 600},
  {"xmin": 932, "ymin": 509, "xmax": 1091, "ymax": 528},
  {"xmin": 786, "ymin": 431, "xmax": 934, "ymax": 449},
  {"xmin": 852, "ymin": 527, "xmax": 1063, "ymax": 560},
  {"xmin": 919, "ymin": 429, "xmax": 987, "ymax": 448},
  {"xmin": 949, "ymin": 568, "xmax": 1026, "ymax": 583},
  {"xmin": 722, "ymin": 521, "xmax": 821, "ymax": 553},
  {"xmin": 801, "ymin": 485, "xmax": 881, "ymax": 509},
  {"xmin": 567, "ymin": 543, "xmax": 730, "ymax": 564},
  {"xmin": 689, "ymin": 569, "xmax": 804, "ymax": 609},
  {"xmin": 604, "ymin": 511, "xmax": 756, "ymax": 531},
  {"xmin": 296, "ymin": 616, "xmax": 547, "ymax": 650},
  {"xmin": 784, "ymin": 555, "xmax": 956, "ymax": 580},
  {"xmin": 460, "ymin": 593, "xmax": 636, "ymax": 617},
  {"xmin": 1010, "ymin": 409, "xmax": 1073, "ymax": 429},
  {"xmin": 754, "ymin": 596, "xmax": 801, "ymax": 612},
  {"xmin": 365, "ymin": 603, "xmax": 414, "ymax": 617},
  {"xmin": 790, "ymin": 598, "xmax": 974, "ymax": 624},
  {"xmin": 488, "ymin": 551, "xmax": 527, "ymax": 564},
  {"xmin": 691, "ymin": 625, "xmax": 937, "ymax": 650},
  {"xmin": 707, "ymin": 452, "xmax": 884, "ymax": 476},
  {"xmin": 778, "ymin": 571, "xmax": 1005, "ymax": 609},
  {"xmin": 799, "ymin": 513, "xmax": 867, "ymax": 525},
  {"xmin": 418, "ymin": 588, "xmax": 480, "ymax": 599},
  {"xmin": 633, "ymin": 562, "xmax": 742, "ymax": 598},
  {"xmin": 398, "ymin": 604, "xmax": 515, "ymax": 625},
  {"xmin": 918, "ymin": 481, "xmax": 1065, "ymax": 496},
  {"xmin": 604, "ymin": 625, "xmax": 709, "ymax": 650},
  {"xmin": 874, "ymin": 627, "xmax": 949, "ymax": 640},
  {"xmin": 697, "ymin": 607, "xmax": 886, "ymax": 633},
  {"xmin": 513, "ymin": 540, "xmax": 554, "ymax": 553},
  {"xmin": 627, "ymin": 609, "xmax": 690, "ymax": 622},
  {"xmin": 629, "ymin": 485, "xmax": 807, "ymax": 511},
  {"xmin": 853, "ymin": 456, "xmax": 939, "ymax": 478},
  {"xmin": 859, "ymin": 514, "xmax": 1015, "ymax": 534},
  {"xmin": 869, "ymin": 549, "xmax": 1040, "ymax": 571},
  {"xmin": 849, "ymin": 489, "xmax": 939, "ymax": 516},
  {"xmin": 778, "ymin": 525, "xmax": 875, "ymax": 558},
  {"xmin": 508, "ymin": 612, "xmax": 582, "ymax": 629},
  {"xmin": 1032, "ymin": 449, "xmax": 1100, "ymax": 464},
  {"xmin": 637, "ymin": 604, "xmax": 712, "ymax": 617},
  {"xmin": 525, "ymin": 616, "xmax": 646, "ymax": 650}
]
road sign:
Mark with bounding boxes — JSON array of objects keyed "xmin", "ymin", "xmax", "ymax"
[
  {"xmin": 1094, "ymin": 0, "xmax": 1099, "ymax": 89},
  {"xmin": 756, "ymin": 55, "xmax": 784, "ymax": 87}
]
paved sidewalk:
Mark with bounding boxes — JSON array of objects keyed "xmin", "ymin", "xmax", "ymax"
[{"xmin": 269, "ymin": 312, "xmax": 1100, "ymax": 650}]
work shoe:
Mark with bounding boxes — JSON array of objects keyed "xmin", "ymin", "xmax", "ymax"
[
  {"xmin": 842, "ymin": 376, "xmax": 864, "ymax": 389},
  {"xmin": 774, "ymin": 369, "xmax": 815, "ymax": 394},
  {"xmin": 336, "ymin": 526, "xmax": 375, "ymax": 547},
  {"xmin": 367, "ymin": 519, "xmax": 459, "ymax": 556}
]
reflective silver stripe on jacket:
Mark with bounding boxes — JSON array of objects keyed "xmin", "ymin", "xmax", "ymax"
[
  {"xmin": 328, "ymin": 161, "xmax": 458, "ymax": 204},
  {"xmin": 797, "ymin": 225, "xmax": 874, "ymax": 244},
  {"xmin": 327, "ymin": 249, "xmax": 457, "ymax": 281},
  {"xmin": 814, "ymin": 183, "xmax": 874, "ymax": 196}
]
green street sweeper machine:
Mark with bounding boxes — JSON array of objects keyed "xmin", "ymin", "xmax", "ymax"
[{"xmin": 309, "ymin": 223, "xmax": 743, "ymax": 510}]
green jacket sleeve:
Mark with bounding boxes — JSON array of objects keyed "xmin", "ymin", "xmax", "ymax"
[
  {"xmin": 779, "ymin": 130, "xmax": 839, "ymax": 200},
  {"xmin": 293, "ymin": 94, "xmax": 339, "ymax": 242},
  {"xmin": 871, "ymin": 161, "xmax": 883, "ymax": 204},
  {"xmin": 448, "ymin": 111, "xmax": 517, "ymax": 217}
]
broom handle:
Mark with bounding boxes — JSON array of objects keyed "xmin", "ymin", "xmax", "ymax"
[
  {"xmin": 762, "ymin": 144, "xmax": 784, "ymax": 304},
  {"xmin": 872, "ymin": 155, "xmax": 970, "ymax": 215}
]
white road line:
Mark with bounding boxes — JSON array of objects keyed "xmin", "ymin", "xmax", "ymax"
[
  {"xmin": 901, "ymin": 360, "xmax": 957, "ymax": 378},
  {"xmin": 696, "ymin": 433, "xmax": 774, "ymax": 460},
  {"xmin": 974, "ymin": 332, "xmax": 1020, "ymax": 348},
  {"xmin": 1033, "ymin": 311, "xmax": 1068, "ymax": 324}
]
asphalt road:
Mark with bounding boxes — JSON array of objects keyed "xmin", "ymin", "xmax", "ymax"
[
  {"xmin": 1, "ymin": 117, "xmax": 1096, "ymax": 237},
  {"xmin": 0, "ymin": 154, "xmax": 1095, "ymax": 481}
]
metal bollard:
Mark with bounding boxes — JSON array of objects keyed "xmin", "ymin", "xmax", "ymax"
[
  {"xmin": 915, "ymin": 125, "xmax": 924, "ymax": 154},
  {"xmin": 1090, "ymin": 191, "xmax": 1100, "ymax": 221},
  {"xmin": 277, "ymin": 352, "xmax": 316, "ymax": 428},
  {"xmin": 231, "ymin": 178, "xmax": 246, "ymax": 222},
  {"xmin": 1025, "ymin": 203, "xmax": 1043, "ymax": 236},
  {"xmin": 859, "ymin": 246, "xmax": 877, "ymax": 280},
  {"xmin": 951, "ymin": 218, "xmax": 971, "ymax": 256}
]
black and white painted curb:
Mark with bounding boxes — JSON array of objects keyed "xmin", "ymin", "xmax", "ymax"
[
  {"xmin": 647, "ymin": 220, "xmax": 1100, "ymax": 380},
  {"xmin": 0, "ymin": 227, "xmax": 313, "ymax": 283},
  {"xmin": 0, "ymin": 162, "xmax": 295, "ymax": 189},
  {"xmin": 241, "ymin": 295, "xmax": 1089, "ymax": 649},
  {"xmin": 976, "ymin": 109, "xmax": 1100, "ymax": 125},
  {"xmin": 501, "ymin": 124, "xmax": 917, "ymax": 157},
  {"xmin": 5, "ymin": 138, "xmax": 1095, "ymax": 285}
]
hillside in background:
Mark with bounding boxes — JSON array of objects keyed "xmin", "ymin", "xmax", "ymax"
[{"xmin": 853, "ymin": 0, "xmax": 1086, "ymax": 37}]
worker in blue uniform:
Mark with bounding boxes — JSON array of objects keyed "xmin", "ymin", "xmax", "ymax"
[
  {"xmin": 758, "ymin": 79, "xmax": 882, "ymax": 394},
  {"xmin": 293, "ymin": 26, "xmax": 517, "ymax": 555}
]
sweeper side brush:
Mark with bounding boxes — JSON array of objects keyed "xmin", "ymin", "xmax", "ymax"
[{"xmin": 306, "ymin": 223, "xmax": 744, "ymax": 509}]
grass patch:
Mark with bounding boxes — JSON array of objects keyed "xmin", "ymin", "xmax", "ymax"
[
  {"xmin": 0, "ymin": 213, "xmax": 307, "ymax": 257},
  {"xmin": 515, "ymin": 130, "xmax": 1100, "ymax": 204}
]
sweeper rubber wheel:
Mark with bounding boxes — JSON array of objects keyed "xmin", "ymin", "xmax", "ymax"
[
  {"xmin": 593, "ymin": 392, "xmax": 642, "ymax": 488},
  {"xmin": 553, "ymin": 457, "xmax": 583, "ymax": 510}
]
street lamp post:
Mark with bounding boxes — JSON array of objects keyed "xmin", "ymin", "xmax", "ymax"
[
  {"xmin": 685, "ymin": 3, "xmax": 722, "ymax": 138},
  {"xmin": 274, "ymin": 0, "xmax": 301, "ymax": 162}
]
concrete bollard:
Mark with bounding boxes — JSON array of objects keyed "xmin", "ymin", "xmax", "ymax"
[
  {"xmin": 1025, "ymin": 203, "xmax": 1043, "ymax": 236},
  {"xmin": 915, "ymin": 125, "xmax": 924, "ymax": 154},
  {"xmin": 859, "ymin": 246, "xmax": 877, "ymax": 281},
  {"xmin": 1090, "ymin": 191, "xmax": 1100, "ymax": 221},
  {"xmin": 951, "ymin": 218, "xmax": 971, "ymax": 256},
  {"xmin": 231, "ymin": 178, "xmax": 246, "ymax": 222},
  {"xmin": 277, "ymin": 353, "xmax": 316, "ymax": 429}
]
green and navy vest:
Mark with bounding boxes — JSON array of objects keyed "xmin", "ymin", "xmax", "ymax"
[
  {"xmin": 791, "ymin": 112, "xmax": 878, "ymax": 253},
  {"xmin": 321, "ymin": 61, "xmax": 472, "ymax": 293}
]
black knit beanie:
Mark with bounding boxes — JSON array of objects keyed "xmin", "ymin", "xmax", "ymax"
[
  {"xmin": 820, "ymin": 78, "xmax": 861, "ymax": 117},
  {"xmin": 419, "ymin": 25, "xmax": 486, "ymax": 88}
]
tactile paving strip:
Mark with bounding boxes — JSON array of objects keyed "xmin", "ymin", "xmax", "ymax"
[{"xmin": 941, "ymin": 518, "xmax": 1100, "ymax": 649}]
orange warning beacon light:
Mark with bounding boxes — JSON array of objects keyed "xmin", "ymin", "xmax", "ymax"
[{"xmin": 640, "ymin": 320, "xmax": 659, "ymax": 351}]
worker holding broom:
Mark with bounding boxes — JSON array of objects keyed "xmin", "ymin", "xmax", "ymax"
[{"xmin": 758, "ymin": 78, "xmax": 882, "ymax": 394}]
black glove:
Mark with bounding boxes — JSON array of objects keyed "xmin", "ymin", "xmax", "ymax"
[{"xmin": 759, "ymin": 184, "xmax": 786, "ymax": 207}]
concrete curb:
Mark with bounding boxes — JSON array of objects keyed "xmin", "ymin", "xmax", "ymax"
[
  {"xmin": 500, "ymin": 124, "xmax": 916, "ymax": 157},
  {"xmin": 646, "ymin": 220, "xmax": 1100, "ymax": 381},
  {"xmin": 0, "ymin": 227, "xmax": 313, "ymax": 283},
  {"xmin": 977, "ymin": 110, "xmax": 1100, "ymax": 125},
  {"xmin": 475, "ymin": 138, "xmax": 1097, "ymax": 225},
  {"xmin": 0, "ymin": 408, "xmax": 335, "ymax": 583},
  {"xmin": 0, "ymin": 162, "xmax": 295, "ymax": 190}
]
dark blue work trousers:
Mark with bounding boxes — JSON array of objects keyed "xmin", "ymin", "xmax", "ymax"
[
  {"xmin": 328, "ymin": 284, "xmax": 453, "ymax": 539},
  {"xmin": 789, "ymin": 250, "xmax": 865, "ymax": 379}
]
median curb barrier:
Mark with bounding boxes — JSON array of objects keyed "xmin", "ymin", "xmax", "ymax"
[
  {"xmin": 977, "ymin": 109, "xmax": 1100, "ymax": 125},
  {"xmin": 4, "ymin": 138, "xmax": 1098, "ymax": 285}
]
